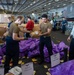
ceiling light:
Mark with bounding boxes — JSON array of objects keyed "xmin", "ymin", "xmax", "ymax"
[
  {"xmin": 44, "ymin": 5, "xmax": 46, "ymax": 6},
  {"xmin": 28, "ymin": 6, "xmax": 30, "ymax": 7},
  {"xmin": 15, "ymin": 3, "xmax": 17, "ymax": 4},
  {"xmin": 30, "ymin": 3, "xmax": 33, "ymax": 5},
  {"xmin": 14, "ymin": 0, "xmax": 18, "ymax": 1},
  {"xmin": 48, "ymin": 3, "xmax": 51, "ymax": 5},
  {"xmin": 57, "ymin": 5, "xmax": 59, "ymax": 7},
  {"xmin": 33, "ymin": 1, "xmax": 36, "ymax": 4},
  {"xmin": 25, "ymin": 7, "xmax": 27, "ymax": 9},
  {"xmin": 55, "ymin": 0, "xmax": 59, "ymax": 2},
  {"xmin": 14, "ymin": 0, "xmax": 18, "ymax": 4},
  {"xmin": 72, "ymin": 2, "xmax": 74, "ymax": 3},
  {"xmin": 32, "ymin": 13, "xmax": 35, "ymax": 16},
  {"xmin": 63, "ymin": 4, "xmax": 66, "ymax": 6}
]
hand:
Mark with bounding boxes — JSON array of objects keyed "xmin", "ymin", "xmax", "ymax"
[
  {"xmin": 24, "ymin": 37, "xmax": 28, "ymax": 40},
  {"xmin": 67, "ymin": 36, "xmax": 71, "ymax": 42},
  {"xmin": 2, "ymin": 36, "xmax": 6, "ymax": 41},
  {"xmin": 24, "ymin": 29, "xmax": 27, "ymax": 33},
  {"xmin": 38, "ymin": 33, "xmax": 43, "ymax": 36},
  {"xmin": 28, "ymin": 31, "xmax": 31, "ymax": 33},
  {"xmin": 21, "ymin": 37, "xmax": 28, "ymax": 40},
  {"xmin": 25, "ymin": 29, "xmax": 31, "ymax": 33},
  {"xmin": 3, "ymin": 26, "xmax": 7, "ymax": 29}
]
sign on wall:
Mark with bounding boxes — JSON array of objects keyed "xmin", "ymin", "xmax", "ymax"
[{"xmin": 0, "ymin": 14, "xmax": 11, "ymax": 23}]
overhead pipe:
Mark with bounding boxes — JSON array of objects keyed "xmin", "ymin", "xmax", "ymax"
[
  {"xmin": 1, "ymin": 0, "xmax": 6, "ymax": 12},
  {"xmin": 14, "ymin": 0, "xmax": 26, "ymax": 12},
  {"xmin": 19, "ymin": 0, "xmax": 52, "ymax": 13},
  {"xmin": 6, "ymin": 0, "xmax": 9, "ymax": 11},
  {"xmin": 22, "ymin": 0, "xmax": 71, "ymax": 14},
  {"xmin": 12, "ymin": 0, "xmax": 21, "ymax": 12}
]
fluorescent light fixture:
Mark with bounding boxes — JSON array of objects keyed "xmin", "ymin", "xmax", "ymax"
[
  {"xmin": 28, "ymin": 6, "xmax": 30, "ymax": 7},
  {"xmin": 30, "ymin": 3, "xmax": 33, "ymax": 5},
  {"xmin": 48, "ymin": 3, "xmax": 51, "ymax": 5},
  {"xmin": 44, "ymin": 5, "xmax": 46, "ymax": 6},
  {"xmin": 32, "ymin": 13, "xmax": 35, "ymax": 16},
  {"xmin": 63, "ymin": 4, "xmax": 66, "ymax": 6},
  {"xmin": 57, "ymin": 5, "xmax": 59, "ymax": 7},
  {"xmin": 14, "ymin": 0, "xmax": 18, "ymax": 1},
  {"xmin": 14, "ymin": 0, "xmax": 18, "ymax": 4},
  {"xmin": 55, "ymin": 0, "xmax": 59, "ymax": 2},
  {"xmin": 33, "ymin": 1, "xmax": 36, "ymax": 3},
  {"xmin": 25, "ymin": 7, "xmax": 27, "ymax": 9},
  {"xmin": 72, "ymin": 2, "xmax": 74, "ymax": 3},
  {"xmin": 15, "ymin": 3, "xmax": 17, "ymax": 4}
]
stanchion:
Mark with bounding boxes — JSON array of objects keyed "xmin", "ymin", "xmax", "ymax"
[{"xmin": 63, "ymin": 48, "xmax": 68, "ymax": 62}]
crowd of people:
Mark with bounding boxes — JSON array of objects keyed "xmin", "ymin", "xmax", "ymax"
[{"xmin": 1, "ymin": 14, "xmax": 74, "ymax": 75}]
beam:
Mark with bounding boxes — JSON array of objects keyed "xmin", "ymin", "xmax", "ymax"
[
  {"xmin": 21, "ymin": 0, "xmax": 71, "ymax": 14},
  {"xmin": 15, "ymin": 0, "xmax": 27, "ymax": 12},
  {"xmin": 1, "ymin": 0, "xmax": 6, "ymax": 12},
  {"xmin": 19, "ymin": 0, "xmax": 46, "ymax": 13},
  {"xmin": 18, "ymin": 0, "xmax": 39, "ymax": 12},
  {"xmin": 12, "ymin": 0, "xmax": 21, "ymax": 12},
  {"xmin": 11, "ymin": 0, "xmax": 14, "ymax": 13},
  {"xmin": 6, "ymin": 0, "xmax": 9, "ymax": 11}
]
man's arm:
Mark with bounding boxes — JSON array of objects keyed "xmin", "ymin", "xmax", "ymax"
[
  {"xmin": 12, "ymin": 33, "xmax": 25, "ymax": 41},
  {"xmin": 67, "ymin": 27, "xmax": 74, "ymax": 42},
  {"xmin": 12, "ymin": 26, "xmax": 27, "ymax": 41},
  {"xmin": 39, "ymin": 28, "xmax": 52, "ymax": 36},
  {"xmin": 19, "ymin": 27, "xmax": 31, "ymax": 33},
  {"xmin": 39, "ymin": 23, "xmax": 52, "ymax": 36}
]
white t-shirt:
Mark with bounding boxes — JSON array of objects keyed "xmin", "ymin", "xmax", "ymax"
[
  {"xmin": 50, "ymin": 20, "xmax": 54, "ymax": 25},
  {"xmin": 71, "ymin": 26, "xmax": 74, "ymax": 38}
]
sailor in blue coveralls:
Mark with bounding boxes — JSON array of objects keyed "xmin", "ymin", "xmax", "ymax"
[
  {"xmin": 61, "ymin": 18, "xmax": 68, "ymax": 33},
  {"xmin": 53, "ymin": 19, "xmax": 57, "ymax": 31}
]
